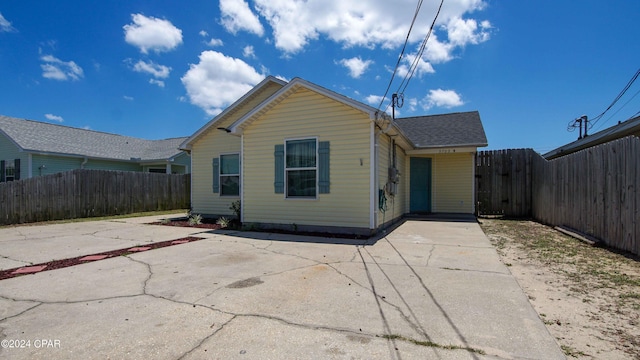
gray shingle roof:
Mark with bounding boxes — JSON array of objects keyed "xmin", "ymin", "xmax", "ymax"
[
  {"xmin": 394, "ymin": 111, "xmax": 488, "ymax": 148},
  {"xmin": 0, "ymin": 115, "xmax": 186, "ymax": 161}
]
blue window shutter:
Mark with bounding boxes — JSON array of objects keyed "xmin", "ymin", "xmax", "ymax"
[
  {"xmin": 212, "ymin": 158, "xmax": 219, "ymax": 193},
  {"xmin": 14, "ymin": 159, "xmax": 20, "ymax": 180},
  {"xmin": 319, "ymin": 141, "xmax": 330, "ymax": 194},
  {"xmin": 274, "ymin": 144, "xmax": 284, "ymax": 193},
  {"xmin": 0, "ymin": 160, "xmax": 5, "ymax": 182}
]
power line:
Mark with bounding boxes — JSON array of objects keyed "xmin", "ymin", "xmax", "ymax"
[
  {"xmin": 588, "ymin": 67, "xmax": 640, "ymax": 129},
  {"xmin": 376, "ymin": 0, "xmax": 425, "ymax": 113},
  {"xmin": 396, "ymin": 0, "xmax": 444, "ymax": 97},
  {"xmin": 382, "ymin": 0, "xmax": 445, "ymax": 115},
  {"xmin": 591, "ymin": 87, "xmax": 640, "ymax": 132}
]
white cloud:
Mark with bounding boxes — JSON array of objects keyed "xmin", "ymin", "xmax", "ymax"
[
  {"xmin": 123, "ymin": 95, "xmax": 134, "ymax": 101},
  {"xmin": 207, "ymin": 38, "xmax": 224, "ymax": 47},
  {"xmin": 251, "ymin": 0, "xmax": 490, "ymax": 57},
  {"xmin": 365, "ymin": 94, "xmax": 385, "ymax": 106},
  {"xmin": 243, "ymin": 45, "xmax": 256, "ymax": 58},
  {"xmin": 338, "ymin": 57, "xmax": 373, "ymax": 78},
  {"xmin": 446, "ymin": 17, "xmax": 490, "ymax": 47},
  {"xmin": 132, "ymin": 60, "xmax": 171, "ymax": 78},
  {"xmin": 220, "ymin": 0, "xmax": 264, "ymax": 36},
  {"xmin": 44, "ymin": 113, "xmax": 64, "ymax": 122},
  {"xmin": 422, "ymin": 89, "xmax": 464, "ymax": 110},
  {"xmin": 0, "ymin": 12, "xmax": 16, "ymax": 32},
  {"xmin": 40, "ymin": 55, "xmax": 84, "ymax": 81},
  {"xmin": 199, "ymin": 30, "xmax": 208, "ymax": 37},
  {"xmin": 149, "ymin": 79, "xmax": 165, "ymax": 87},
  {"xmin": 395, "ymin": 53, "xmax": 435, "ymax": 79},
  {"xmin": 123, "ymin": 14, "xmax": 183, "ymax": 54},
  {"xmin": 181, "ymin": 50, "xmax": 265, "ymax": 116}
]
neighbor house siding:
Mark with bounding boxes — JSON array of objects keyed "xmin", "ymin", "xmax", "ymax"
[
  {"xmin": 190, "ymin": 82, "xmax": 283, "ymax": 217},
  {"xmin": 376, "ymin": 133, "xmax": 407, "ymax": 227},
  {"xmin": 32, "ymin": 154, "xmax": 144, "ymax": 176},
  {"xmin": 0, "ymin": 133, "xmax": 28, "ymax": 180},
  {"xmin": 242, "ymin": 87, "xmax": 372, "ymax": 229}
]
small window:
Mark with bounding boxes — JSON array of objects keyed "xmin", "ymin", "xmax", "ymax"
[
  {"xmin": 220, "ymin": 153, "xmax": 240, "ymax": 196},
  {"xmin": 5, "ymin": 160, "xmax": 15, "ymax": 182},
  {"xmin": 148, "ymin": 168, "xmax": 166, "ymax": 174},
  {"xmin": 285, "ymin": 139, "xmax": 317, "ymax": 198}
]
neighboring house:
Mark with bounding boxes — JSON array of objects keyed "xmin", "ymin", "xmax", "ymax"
[
  {"xmin": 544, "ymin": 115, "xmax": 640, "ymax": 160},
  {"xmin": 0, "ymin": 115, "xmax": 190, "ymax": 182},
  {"xmin": 180, "ymin": 76, "xmax": 488, "ymax": 235}
]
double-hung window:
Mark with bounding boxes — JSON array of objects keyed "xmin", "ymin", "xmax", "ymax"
[
  {"xmin": 219, "ymin": 153, "xmax": 240, "ymax": 196},
  {"xmin": 285, "ymin": 138, "xmax": 317, "ymax": 198},
  {"xmin": 4, "ymin": 160, "xmax": 15, "ymax": 182}
]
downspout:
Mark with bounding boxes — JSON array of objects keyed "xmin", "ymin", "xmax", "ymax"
[
  {"xmin": 369, "ymin": 121, "xmax": 377, "ymax": 231},
  {"xmin": 240, "ymin": 134, "xmax": 245, "ymax": 223},
  {"xmin": 27, "ymin": 153, "xmax": 33, "ymax": 178},
  {"xmin": 81, "ymin": 157, "xmax": 88, "ymax": 169}
]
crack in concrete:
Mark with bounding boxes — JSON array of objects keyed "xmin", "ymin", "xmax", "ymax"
[
  {"xmin": 425, "ymin": 244, "xmax": 435, "ymax": 266},
  {"xmin": 0, "ymin": 254, "xmax": 32, "ymax": 266},
  {"xmin": 0, "ymin": 299, "xmax": 43, "ymax": 322},
  {"xmin": 176, "ymin": 315, "xmax": 237, "ymax": 360},
  {"xmin": 361, "ymin": 246, "xmax": 431, "ymax": 342}
]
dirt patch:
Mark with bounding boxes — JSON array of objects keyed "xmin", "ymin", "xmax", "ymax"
[{"xmin": 479, "ymin": 218, "xmax": 640, "ymax": 359}]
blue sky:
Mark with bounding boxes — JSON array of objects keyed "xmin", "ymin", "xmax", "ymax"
[{"xmin": 1, "ymin": 0, "xmax": 639, "ymax": 153}]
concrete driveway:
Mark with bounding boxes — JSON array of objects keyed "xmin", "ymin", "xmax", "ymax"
[{"xmin": 0, "ymin": 215, "xmax": 565, "ymax": 359}]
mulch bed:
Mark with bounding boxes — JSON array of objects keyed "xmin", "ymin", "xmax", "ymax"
[
  {"xmin": 150, "ymin": 220, "xmax": 222, "ymax": 230},
  {"xmin": 0, "ymin": 236, "xmax": 204, "ymax": 281},
  {"xmin": 152, "ymin": 219, "xmax": 368, "ymax": 240}
]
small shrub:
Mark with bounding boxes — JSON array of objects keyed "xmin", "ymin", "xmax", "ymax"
[
  {"xmin": 188, "ymin": 213, "xmax": 202, "ymax": 226},
  {"xmin": 216, "ymin": 217, "xmax": 230, "ymax": 228},
  {"xmin": 229, "ymin": 200, "xmax": 241, "ymax": 219}
]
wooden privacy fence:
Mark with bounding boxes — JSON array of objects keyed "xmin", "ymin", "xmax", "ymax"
[
  {"xmin": 532, "ymin": 136, "xmax": 640, "ymax": 255},
  {"xmin": 0, "ymin": 169, "xmax": 190, "ymax": 225},
  {"xmin": 475, "ymin": 148, "xmax": 534, "ymax": 217}
]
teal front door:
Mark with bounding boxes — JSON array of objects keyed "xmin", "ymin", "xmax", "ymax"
[{"xmin": 410, "ymin": 157, "xmax": 432, "ymax": 213}]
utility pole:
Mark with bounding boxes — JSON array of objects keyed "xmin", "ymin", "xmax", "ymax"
[
  {"xmin": 391, "ymin": 93, "xmax": 403, "ymax": 120},
  {"xmin": 570, "ymin": 115, "xmax": 588, "ymax": 140}
]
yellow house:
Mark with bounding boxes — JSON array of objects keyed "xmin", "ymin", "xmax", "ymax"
[{"xmin": 180, "ymin": 77, "xmax": 488, "ymax": 235}]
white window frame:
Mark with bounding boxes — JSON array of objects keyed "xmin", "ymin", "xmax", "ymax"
[
  {"xmin": 5, "ymin": 160, "xmax": 15, "ymax": 182},
  {"xmin": 284, "ymin": 137, "xmax": 318, "ymax": 200},
  {"xmin": 219, "ymin": 152, "xmax": 240, "ymax": 197}
]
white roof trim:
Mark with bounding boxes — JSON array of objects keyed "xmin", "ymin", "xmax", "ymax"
[
  {"xmin": 179, "ymin": 76, "xmax": 287, "ymax": 150},
  {"xmin": 228, "ymin": 77, "xmax": 391, "ymax": 134}
]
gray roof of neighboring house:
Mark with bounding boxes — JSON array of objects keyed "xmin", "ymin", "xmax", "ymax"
[
  {"xmin": 394, "ymin": 111, "xmax": 488, "ymax": 148},
  {"xmin": 0, "ymin": 115, "xmax": 187, "ymax": 161},
  {"xmin": 543, "ymin": 115, "xmax": 640, "ymax": 159}
]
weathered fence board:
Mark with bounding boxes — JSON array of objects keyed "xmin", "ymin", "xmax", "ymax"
[
  {"xmin": 0, "ymin": 169, "xmax": 190, "ymax": 225},
  {"xmin": 532, "ymin": 136, "xmax": 640, "ymax": 255},
  {"xmin": 475, "ymin": 148, "xmax": 534, "ymax": 217}
]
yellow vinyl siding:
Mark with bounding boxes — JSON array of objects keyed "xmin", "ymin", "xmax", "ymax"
[
  {"xmin": 243, "ymin": 88, "xmax": 371, "ymax": 228},
  {"xmin": 190, "ymin": 82, "xmax": 283, "ymax": 216},
  {"xmin": 405, "ymin": 152, "xmax": 474, "ymax": 213},
  {"xmin": 376, "ymin": 134, "xmax": 406, "ymax": 227},
  {"xmin": 432, "ymin": 152, "xmax": 474, "ymax": 213}
]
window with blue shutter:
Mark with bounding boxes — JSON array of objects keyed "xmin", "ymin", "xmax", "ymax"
[
  {"xmin": 14, "ymin": 159, "xmax": 20, "ymax": 180},
  {"xmin": 212, "ymin": 158, "xmax": 220, "ymax": 193},
  {"xmin": 274, "ymin": 144, "xmax": 284, "ymax": 193},
  {"xmin": 318, "ymin": 141, "xmax": 330, "ymax": 193}
]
